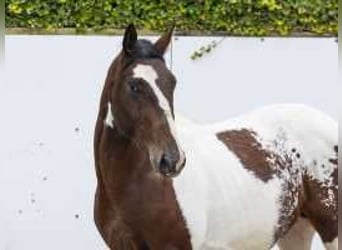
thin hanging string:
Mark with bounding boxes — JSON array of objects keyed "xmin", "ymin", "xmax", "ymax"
[{"xmin": 170, "ymin": 29, "xmax": 174, "ymax": 72}]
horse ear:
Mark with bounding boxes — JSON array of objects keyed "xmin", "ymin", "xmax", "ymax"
[
  {"xmin": 154, "ymin": 25, "xmax": 175, "ymax": 55},
  {"xmin": 123, "ymin": 24, "xmax": 137, "ymax": 56}
]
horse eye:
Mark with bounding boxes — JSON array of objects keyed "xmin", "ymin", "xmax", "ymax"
[
  {"xmin": 130, "ymin": 84, "xmax": 138, "ymax": 92},
  {"xmin": 128, "ymin": 80, "xmax": 139, "ymax": 93}
]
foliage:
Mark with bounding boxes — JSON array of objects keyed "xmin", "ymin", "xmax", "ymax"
[{"xmin": 5, "ymin": 0, "xmax": 338, "ymax": 36}]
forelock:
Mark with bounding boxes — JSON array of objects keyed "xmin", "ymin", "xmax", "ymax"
[{"xmin": 133, "ymin": 39, "xmax": 164, "ymax": 61}]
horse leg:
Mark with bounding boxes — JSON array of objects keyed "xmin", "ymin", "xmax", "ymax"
[{"xmin": 276, "ymin": 217, "xmax": 315, "ymax": 250}]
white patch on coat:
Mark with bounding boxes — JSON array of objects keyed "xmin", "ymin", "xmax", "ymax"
[
  {"xmin": 173, "ymin": 124, "xmax": 282, "ymax": 249},
  {"xmin": 104, "ymin": 102, "xmax": 114, "ymax": 128},
  {"xmin": 133, "ymin": 64, "xmax": 185, "ymax": 170},
  {"xmin": 325, "ymin": 238, "xmax": 338, "ymax": 250},
  {"xmin": 172, "ymin": 104, "xmax": 337, "ymax": 249},
  {"xmin": 322, "ymin": 188, "xmax": 335, "ymax": 208},
  {"xmin": 256, "ymin": 128, "xmax": 302, "ymax": 233}
]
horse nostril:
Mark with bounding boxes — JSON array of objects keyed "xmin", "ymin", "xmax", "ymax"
[{"xmin": 159, "ymin": 154, "xmax": 175, "ymax": 175}]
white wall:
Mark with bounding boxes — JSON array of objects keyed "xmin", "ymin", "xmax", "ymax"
[{"xmin": 1, "ymin": 35, "xmax": 337, "ymax": 250}]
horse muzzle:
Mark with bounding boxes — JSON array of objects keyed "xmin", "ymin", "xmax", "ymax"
[{"xmin": 157, "ymin": 150, "xmax": 186, "ymax": 177}]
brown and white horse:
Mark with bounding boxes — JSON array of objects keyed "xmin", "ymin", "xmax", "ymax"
[{"xmin": 94, "ymin": 24, "xmax": 338, "ymax": 250}]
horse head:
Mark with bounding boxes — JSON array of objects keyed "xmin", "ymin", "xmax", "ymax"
[{"xmin": 105, "ymin": 24, "xmax": 186, "ymax": 177}]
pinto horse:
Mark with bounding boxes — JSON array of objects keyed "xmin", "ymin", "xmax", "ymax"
[{"xmin": 94, "ymin": 24, "xmax": 338, "ymax": 250}]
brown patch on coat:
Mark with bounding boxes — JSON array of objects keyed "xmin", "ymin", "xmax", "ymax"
[
  {"xmin": 217, "ymin": 129, "xmax": 339, "ymax": 244},
  {"xmin": 216, "ymin": 129, "xmax": 276, "ymax": 182},
  {"xmin": 302, "ymin": 173, "xmax": 338, "ymax": 242},
  {"xmin": 216, "ymin": 129, "xmax": 303, "ymax": 243},
  {"xmin": 301, "ymin": 145, "xmax": 338, "ymax": 243}
]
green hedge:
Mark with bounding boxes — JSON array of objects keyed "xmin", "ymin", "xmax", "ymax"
[{"xmin": 5, "ymin": 0, "xmax": 338, "ymax": 36}]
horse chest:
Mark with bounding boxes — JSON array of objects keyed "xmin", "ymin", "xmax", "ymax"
[{"xmin": 172, "ymin": 133, "xmax": 283, "ymax": 249}]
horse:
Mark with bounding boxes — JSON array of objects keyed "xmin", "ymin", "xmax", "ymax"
[{"xmin": 93, "ymin": 24, "xmax": 338, "ymax": 250}]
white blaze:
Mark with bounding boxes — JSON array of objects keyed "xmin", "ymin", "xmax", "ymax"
[
  {"xmin": 104, "ymin": 102, "xmax": 114, "ymax": 128},
  {"xmin": 133, "ymin": 64, "xmax": 185, "ymax": 169}
]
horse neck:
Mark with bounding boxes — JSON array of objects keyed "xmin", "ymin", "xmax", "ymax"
[{"xmin": 100, "ymin": 126, "xmax": 150, "ymax": 190}]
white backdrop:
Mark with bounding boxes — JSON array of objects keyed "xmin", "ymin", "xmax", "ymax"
[{"xmin": 1, "ymin": 35, "xmax": 338, "ymax": 250}]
